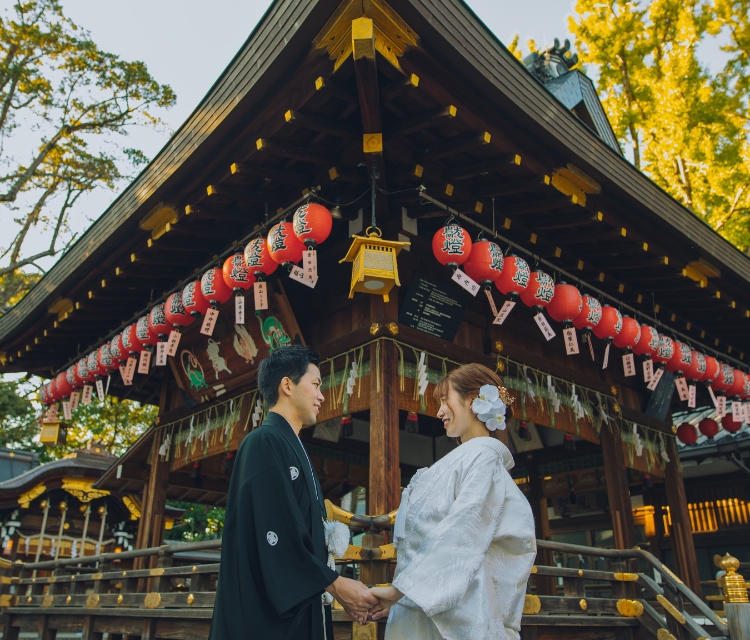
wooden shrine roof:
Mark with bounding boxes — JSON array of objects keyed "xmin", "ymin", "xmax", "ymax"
[{"xmin": 1, "ymin": 0, "xmax": 749, "ymax": 404}]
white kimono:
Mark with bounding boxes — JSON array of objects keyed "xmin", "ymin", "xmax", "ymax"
[{"xmin": 387, "ymin": 436, "xmax": 536, "ymax": 640}]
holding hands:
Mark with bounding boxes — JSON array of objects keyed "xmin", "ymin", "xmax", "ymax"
[
  {"xmin": 367, "ymin": 585, "xmax": 403, "ymax": 622},
  {"xmin": 326, "ymin": 577, "xmax": 380, "ymax": 625}
]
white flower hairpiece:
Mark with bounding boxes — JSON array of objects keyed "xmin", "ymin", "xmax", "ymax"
[{"xmin": 472, "ymin": 384, "xmax": 507, "ymax": 431}]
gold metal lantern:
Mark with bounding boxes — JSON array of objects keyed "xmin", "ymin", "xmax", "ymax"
[
  {"xmin": 339, "ymin": 228, "xmax": 410, "ymax": 302},
  {"xmin": 39, "ymin": 421, "xmax": 68, "ymax": 446}
]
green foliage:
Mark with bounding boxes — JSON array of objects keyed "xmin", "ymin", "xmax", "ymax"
[
  {"xmin": 567, "ymin": 0, "xmax": 750, "ymax": 250},
  {"xmin": 0, "ymin": 375, "xmax": 40, "ymax": 453},
  {"xmin": 164, "ymin": 501, "xmax": 225, "ymax": 542}
]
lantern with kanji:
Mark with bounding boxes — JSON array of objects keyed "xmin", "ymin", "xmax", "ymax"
[
  {"xmin": 632, "ymin": 325, "xmax": 659, "ymax": 357},
  {"xmin": 98, "ymin": 344, "xmax": 118, "ymax": 372},
  {"xmin": 432, "ymin": 223, "xmax": 472, "ymax": 268},
  {"xmin": 652, "ymin": 335, "xmax": 674, "ymax": 365},
  {"xmin": 164, "ymin": 292, "xmax": 195, "ymax": 329},
  {"xmin": 572, "ymin": 295, "xmax": 602, "ymax": 335},
  {"xmin": 613, "ymin": 316, "xmax": 640, "ymax": 351},
  {"xmin": 66, "ymin": 365, "xmax": 80, "ymax": 390},
  {"xmin": 148, "ymin": 303, "xmax": 173, "ymax": 341},
  {"xmin": 546, "ymin": 283, "xmax": 582, "ymax": 325},
  {"xmin": 110, "ymin": 334, "xmax": 127, "ymax": 364},
  {"xmin": 666, "ymin": 341, "xmax": 693, "ymax": 374},
  {"xmin": 520, "ymin": 270, "xmax": 555, "ymax": 310},
  {"xmin": 223, "ymin": 254, "xmax": 254, "ymax": 291},
  {"xmin": 592, "ymin": 305, "xmax": 622, "ymax": 341},
  {"xmin": 727, "ymin": 369, "xmax": 747, "ymax": 398},
  {"xmin": 495, "ymin": 255, "xmax": 530, "ymax": 299},
  {"xmin": 742, "ymin": 373, "xmax": 750, "ymax": 399},
  {"xmin": 182, "ymin": 281, "xmax": 210, "ymax": 317},
  {"xmin": 684, "ymin": 351, "xmax": 706, "ymax": 381},
  {"xmin": 711, "ymin": 363, "xmax": 734, "ymax": 392},
  {"xmin": 700, "ymin": 356, "xmax": 720, "ymax": 384},
  {"xmin": 463, "ymin": 238, "xmax": 504, "ymax": 286},
  {"xmin": 56, "ymin": 371, "xmax": 73, "ymax": 399},
  {"xmin": 676, "ymin": 422, "xmax": 698, "ymax": 445},
  {"xmin": 244, "ymin": 237, "xmax": 279, "ymax": 279},
  {"xmin": 722, "ymin": 414, "xmax": 743, "ymax": 433},
  {"xmin": 698, "ymin": 418, "xmax": 719, "ymax": 439},
  {"xmin": 121, "ymin": 324, "xmax": 143, "ymax": 356},
  {"xmin": 268, "ymin": 221, "xmax": 305, "ymax": 266},
  {"xmin": 292, "ymin": 203, "xmax": 333, "ymax": 249},
  {"xmin": 201, "ymin": 267, "xmax": 233, "ymax": 307},
  {"xmin": 76, "ymin": 357, "xmax": 94, "ymax": 383},
  {"xmin": 136, "ymin": 315, "xmax": 159, "ymax": 348},
  {"xmin": 39, "ymin": 383, "xmax": 50, "ymax": 406},
  {"xmin": 87, "ymin": 350, "xmax": 106, "ymax": 379}
]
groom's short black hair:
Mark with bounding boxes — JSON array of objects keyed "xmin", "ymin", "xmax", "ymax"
[{"xmin": 258, "ymin": 345, "xmax": 320, "ymax": 407}]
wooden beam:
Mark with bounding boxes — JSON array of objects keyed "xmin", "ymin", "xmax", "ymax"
[
  {"xmin": 255, "ymin": 138, "xmax": 333, "ymax": 164},
  {"xmin": 389, "ymin": 105, "xmax": 457, "ymax": 136},
  {"xmin": 314, "ymin": 76, "xmax": 358, "ymax": 104},
  {"xmin": 444, "ymin": 153, "xmax": 522, "ymax": 180},
  {"xmin": 532, "ymin": 212, "xmax": 600, "ymax": 230},
  {"xmin": 205, "ymin": 184, "xmax": 262, "ymax": 201},
  {"xmin": 600, "ymin": 424, "xmax": 636, "ymax": 551},
  {"xmin": 475, "ymin": 175, "xmax": 551, "ymax": 198},
  {"xmin": 284, "ymin": 110, "xmax": 358, "ymax": 138},
  {"xmin": 500, "ymin": 196, "xmax": 576, "ymax": 217},
  {"xmin": 184, "ymin": 204, "xmax": 258, "ymax": 222},
  {"xmin": 381, "ymin": 73, "xmax": 419, "ymax": 101},
  {"xmin": 423, "ymin": 131, "xmax": 491, "ymax": 158},
  {"xmin": 230, "ymin": 162, "xmax": 306, "ymax": 185}
]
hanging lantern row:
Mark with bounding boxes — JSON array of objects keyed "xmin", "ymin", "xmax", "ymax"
[{"xmin": 431, "ymin": 221, "xmax": 750, "ymax": 412}]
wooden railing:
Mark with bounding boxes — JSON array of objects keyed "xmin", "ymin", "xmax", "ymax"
[{"xmin": 1, "ymin": 506, "xmax": 748, "ymax": 640}]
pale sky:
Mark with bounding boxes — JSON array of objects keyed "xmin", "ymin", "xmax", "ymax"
[{"xmin": 2, "ymin": 0, "xmax": 730, "ymax": 273}]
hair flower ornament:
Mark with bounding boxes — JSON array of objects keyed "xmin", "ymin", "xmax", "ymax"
[{"xmin": 473, "ymin": 384, "xmax": 511, "ymax": 431}]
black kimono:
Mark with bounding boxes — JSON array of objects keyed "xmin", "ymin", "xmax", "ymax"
[{"xmin": 209, "ymin": 412, "xmax": 339, "ymax": 639}]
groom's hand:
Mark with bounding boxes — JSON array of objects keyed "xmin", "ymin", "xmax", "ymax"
[{"xmin": 326, "ymin": 577, "xmax": 379, "ymax": 625}]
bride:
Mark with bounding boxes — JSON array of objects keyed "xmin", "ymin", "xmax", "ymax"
[{"xmin": 368, "ymin": 363, "xmax": 536, "ymax": 640}]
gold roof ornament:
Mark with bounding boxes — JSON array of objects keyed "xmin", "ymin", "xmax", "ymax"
[
  {"xmin": 61, "ymin": 478, "xmax": 110, "ymax": 503},
  {"xmin": 339, "ymin": 227, "xmax": 410, "ymax": 302}
]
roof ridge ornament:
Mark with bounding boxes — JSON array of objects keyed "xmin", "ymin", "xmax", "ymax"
[
  {"xmin": 313, "ymin": 0, "xmax": 419, "ymax": 71},
  {"xmin": 523, "ymin": 38, "xmax": 580, "ymax": 84}
]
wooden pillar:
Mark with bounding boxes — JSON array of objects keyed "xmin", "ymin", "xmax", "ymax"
[
  {"xmin": 600, "ymin": 424, "xmax": 636, "ymax": 550},
  {"xmin": 135, "ymin": 430, "xmax": 170, "ymax": 552},
  {"xmin": 525, "ymin": 456, "xmax": 556, "ymax": 595},
  {"xmin": 663, "ymin": 436, "xmax": 702, "ymax": 597}
]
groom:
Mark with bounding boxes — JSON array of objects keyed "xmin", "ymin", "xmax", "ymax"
[{"xmin": 210, "ymin": 345, "xmax": 378, "ymax": 639}]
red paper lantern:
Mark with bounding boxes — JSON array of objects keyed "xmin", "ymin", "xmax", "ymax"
[
  {"xmin": 76, "ymin": 357, "xmax": 94, "ymax": 383},
  {"xmin": 742, "ymin": 373, "xmax": 750, "ymax": 399},
  {"xmin": 182, "ymin": 281, "xmax": 210, "ymax": 317},
  {"xmin": 40, "ymin": 383, "xmax": 50, "ymax": 405},
  {"xmin": 87, "ymin": 351, "xmax": 105, "ymax": 378},
  {"xmin": 722, "ymin": 414, "xmax": 743, "ymax": 433},
  {"xmin": 136, "ymin": 315, "xmax": 159, "ymax": 347},
  {"xmin": 573, "ymin": 295, "xmax": 602, "ymax": 332},
  {"xmin": 148, "ymin": 303, "xmax": 173, "ymax": 342},
  {"xmin": 613, "ymin": 315, "xmax": 640, "ymax": 350},
  {"xmin": 244, "ymin": 237, "xmax": 279, "ymax": 278},
  {"xmin": 546, "ymin": 283, "xmax": 582, "ymax": 323},
  {"xmin": 592, "ymin": 305, "xmax": 622, "ymax": 341},
  {"xmin": 711, "ymin": 363, "xmax": 734, "ymax": 392},
  {"xmin": 98, "ymin": 344, "xmax": 118, "ymax": 372},
  {"xmin": 698, "ymin": 418, "xmax": 719, "ymax": 439},
  {"xmin": 121, "ymin": 324, "xmax": 143, "ymax": 355},
  {"xmin": 432, "ymin": 223, "xmax": 472, "ymax": 267},
  {"xmin": 652, "ymin": 335, "xmax": 674, "ymax": 364},
  {"xmin": 676, "ymin": 422, "xmax": 698, "ymax": 445},
  {"xmin": 164, "ymin": 292, "xmax": 195, "ymax": 329},
  {"xmin": 222, "ymin": 254, "xmax": 254, "ymax": 291},
  {"xmin": 462, "ymin": 239, "xmax": 504, "ymax": 285},
  {"xmin": 700, "ymin": 355, "xmax": 720, "ymax": 383},
  {"xmin": 666, "ymin": 341, "xmax": 693, "ymax": 374},
  {"xmin": 267, "ymin": 221, "xmax": 305, "ymax": 266},
  {"xmin": 110, "ymin": 334, "xmax": 126, "ymax": 364},
  {"xmin": 66, "ymin": 365, "xmax": 80, "ymax": 389},
  {"xmin": 632, "ymin": 325, "xmax": 659, "ymax": 357},
  {"xmin": 727, "ymin": 369, "xmax": 747, "ymax": 398},
  {"xmin": 201, "ymin": 267, "xmax": 233, "ymax": 306},
  {"xmin": 292, "ymin": 202, "xmax": 333, "ymax": 248},
  {"xmin": 684, "ymin": 351, "xmax": 706, "ymax": 381},
  {"xmin": 520, "ymin": 270, "xmax": 555, "ymax": 309},
  {"xmin": 56, "ymin": 371, "xmax": 73, "ymax": 399},
  {"xmin": 495, "ymin": 255, "xmax": 530, "ymax": 298}
]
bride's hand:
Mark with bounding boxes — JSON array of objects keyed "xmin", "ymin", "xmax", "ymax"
[{"xmin": 367, "ymin": 585, "xmax": 402, "ymax": 620}]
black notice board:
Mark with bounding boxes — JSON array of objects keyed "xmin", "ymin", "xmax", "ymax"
[
  {"xmin": 399, "ymin": 273, "xmax": 470, "ymax": 341},
  {"xmin": 645, "ymin": 369, "xmax": 675, "ymax": 421}
]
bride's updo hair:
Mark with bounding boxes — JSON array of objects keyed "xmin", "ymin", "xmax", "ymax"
[{"xmin": 434, "ymin": 363, "xmax": 513, "ymax": 440}]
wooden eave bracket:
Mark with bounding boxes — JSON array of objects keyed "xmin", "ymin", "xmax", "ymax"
[{"xmin": 312, "ymin": 0, "xmax": 419, "ymax": 71}]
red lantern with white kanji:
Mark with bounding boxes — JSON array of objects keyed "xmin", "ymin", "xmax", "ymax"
[
  {"xmin": 244, "ymin": 237, "xmax": 279, "ymax": 278},
  {"xmin": 40, "ymin": 383, "xmax": 51, "ymax": 405},
  {"xmin": 722, "ymin": 414, "xmax": 743, "ymax": 433},
  {"xmin": 223, "ymin": 254, "xmax": 254, "ymax": 291},
  {"xmin": 520, "ymin": 270, "xmax": 555, "ymax": 309},
  {"xmin": 201, "ymin": 267, "xmax": 233, "ymax": 306},
  {"xmin": 432, "ymin": 223, "xmax": 472, "ymax": 268},
  {"xmin": 592, "ymin": 305, "xmax": 622, "ymax": 341},
  {"xmin": 711, "ymin": 363, "xmax": 734, "ymax": 392},
  {"xmin": 698, "ymin": 418, "xmax": 719, "ymax": 439},
  {"xmin": 182, "ymin": 281, "xmax": 210, "ymax": 317},
  {"xmin": 572, "ymin": 295, "xmax": 602, "ymax": 332},
  {"xmin": 613, "ymin": 316, "xmax": 640, "ymax": 351},
  {"xmin": 462, "ymin": 239, "xmax": 504, "ymax": 286},
  {"xmin": 651, "ymin": 335, "xmax": 674, "ymax": 364},
  {"xmin": 88, "ymin": 351, "xmax": 106, "ymax": 378},
  {"xmin": 99, "ymin": 344, "xmax": 118, "ymax": 372},
  {"xmin": 66, "ymin": 365, "xmax": 80, "ymax": 390},
  {"xmin": 546, "ymin": 283, "xmax": 582, "ymax": 324},
  {"xmin": 684, "ymin": 351, "xmax": 706, "ymax": 381},
  {"xmin": 148, "ymin": 303, "xmax": 173, "ymax": 341},
  {"xmin": 727, "ymin": 369, "xmax": 746, "ymax": 398},
  {"xmin": 495, "ymin": 255, "xmax": 530, "ymax": 298},
  {"xmin": 666, "ymin": 341, "xmax": 693, "ymax": 374},
  {"xmin": 700, "ymin": 355, "xmax": 720, "ymax": 383},
  {"xmin": 136, "ymin": 315, "xmax": 159, "ymax": 347},
  {"xmin": 293, "ymin": 203, "xmax": 333, "ymax": 248},
  {"xmin": 742, "ymin": 373, "xmax": 750, "ymax": 399},
  {"xmin": 164, "ymin": 293, "xmax": 194, "ymax": 329},
  {"xmin": 110, "ymin": 334, "xmax": 127, "ymax": 364},
  {"xmin": 76, "ymin": 356, "xmax": 94, "ymax": 382},
  {"xmin": 632, "ymin": 325, "xmax": 658, "ymax": 357},
  {"xmin": 268, "ymin": 221, "xmax": 305, "ymax": 266},
  {"xmin": 121, "ymin": 325, "xmax": 142, "ymax": 355},
  {"xmin": 56, "ymin": 371, "xmax": 73, "ymax": 399},
  {"xmin": 676, "ymin": 422, "xmax": 698, "ymax": 445}
]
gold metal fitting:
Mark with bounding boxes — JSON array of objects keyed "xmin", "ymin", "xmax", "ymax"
[{"xmin": 721, "ymin": 553, "xmax": 749, "ymax": 603}]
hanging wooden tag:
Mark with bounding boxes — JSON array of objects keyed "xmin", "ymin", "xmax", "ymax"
[
  {"xmin": 62, "ymin": 401, "xmax": 72, "ymax": 420},
  {"xmin": 70, "ymin": 390, "xmax": 80, "ymax": 412},
  {"xmin": 303, "ymin": 250, "xmax": 318, "ymax": 287},
  {"xmin": 95, "ymin": 379, "xmax": 105, "ymax": 401},
  {"xmin": 602, "ymin": 343, "xmax": 611, "ymax": 369},
  {"xmin": 587, "ymin": 334, "xmax": 595, "ymax": 361},
  {"xmin": 643, "ymin": 359, "xmax": 653, "ymax": 383},
  {"xmin": 235, "ymin": 295, "xmax": 245, "ymax": 325},
  {"xmin": 155, "ymin": 342, "xmax": 168, "ymax": 366},
  {"xmin": 47, "ymin": 404, "xmax": 59, "ymax": 421},
  {"xmin": 732, "ymin": 401, "xmax": 743, "ymax": 423},
  {"xmin": 563, "ymin": 328, "xmax": 579, "ymax": 355},
  {"xmin": 254, "ymin": 281, "xmax": 268, "ymax": 310},
  {"xmin": 123, "ymin": 357, "xmax": 137, "ymax": 384},
  {"xmin": 166, "ymin": 330, "xmax": 181, "ymax": 357},
  {"xmin": 708, "ymin": 386, "xmax": 719, "ymax": 408},
  {"xmin": 716, "ymin": 395, "xmax": 727, "ymax": 418},
  {"xmin": 451, "ymin": 268, "xmax": 479, "ymax": 296},
  {"xmin": 646, "ymin": 367, "xmax": 664, "ymax": 391},
  {"xmin": 744, "ymin": 403, "xmax": 750, "ymax": 423},
  {"xmin": 289, "ymin": 265, "xmax": 316, "ymax": 288},
  {"xmin": 534, "ymin": 312, "xmax": 556, "ymax": 341},
  {"xmin": 200, "ymin": 308, "xmax": 219, "ymax": 335},
  {"xmin": 484, "ymin": 289, "xmax": 498, "ymax": 317},
  {"xmin": 622, "ymin": 352, "xmax": 636, "ymax": 377},
  {"xmin": 137, "ymin": 349, "xmax": 152, "ymax": 374},
  {"xmin": 688, "ymin": 384, "xmax": 696, "ymax": 408},
  {"xmin": 493, "ymin": 300, "xmax": 515, "ymax": 325},
  {"xmin": 82, "ymin": 384, "xmax": 94, "ymax": 405},
  {"xmin": 105, "ymin": 374, "xmax": 111, "ymax": 396},
  {"xmin": 675, "ymin": 377, "xmax": 689, "ymax": 401}
]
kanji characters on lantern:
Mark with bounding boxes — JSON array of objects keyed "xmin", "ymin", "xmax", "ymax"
[{"xmin": 432, "ymin": 223, "xmax": 472, "ymax": 268}]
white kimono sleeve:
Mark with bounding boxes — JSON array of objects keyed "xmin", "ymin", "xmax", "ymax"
[{"xmin": 392, "ymin": 451, "xmax": 507, "ymax": 617}]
